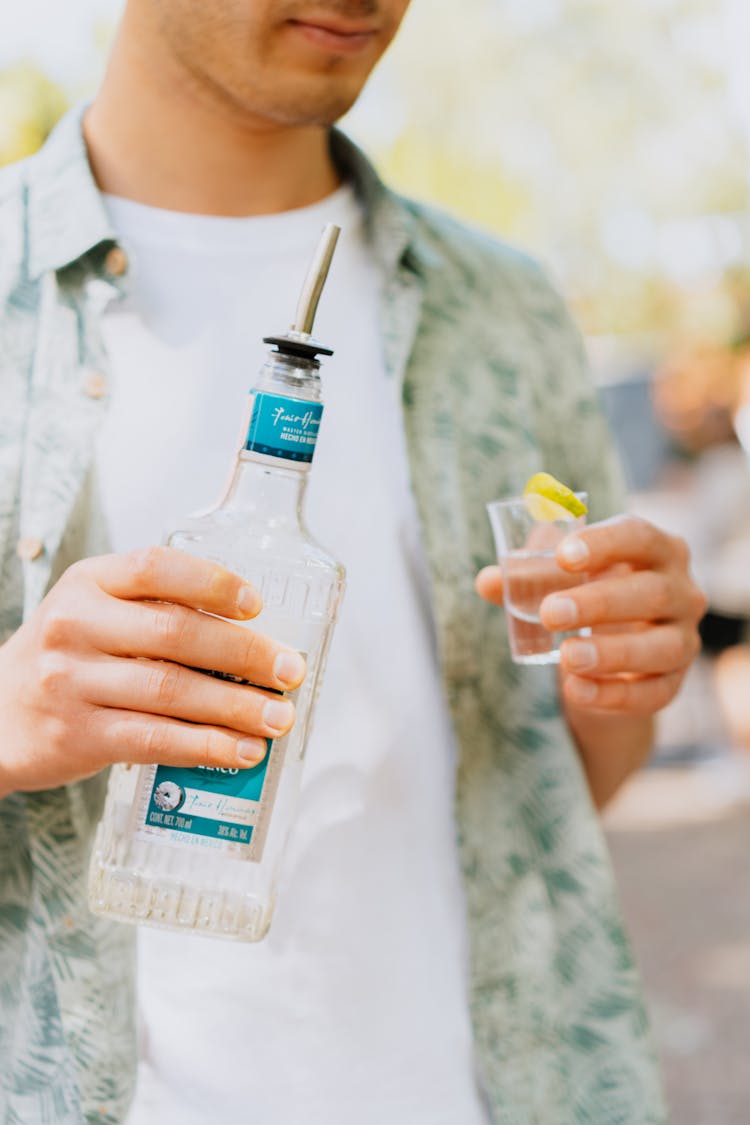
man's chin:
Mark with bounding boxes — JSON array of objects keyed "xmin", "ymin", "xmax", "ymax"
[{"xmin": 255, "ymin": 87, "xmax": 363, "ymax": 128}]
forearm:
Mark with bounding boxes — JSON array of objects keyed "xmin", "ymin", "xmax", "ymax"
[{"xmin": 563, "ymin": 697, "xmax": 654, "ymax": 810}]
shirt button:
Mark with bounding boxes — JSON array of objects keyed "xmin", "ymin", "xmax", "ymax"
[
  {"xmin": 103, "ymin": 245, "xmax": 128, "ymax": 277},
  {"xmin": 16, "ymin": 536, "xmax": 44, "ymax": 561},
  {"xmin": 83, "ymin": 370, "xmax": 108, "ymax": 399}
]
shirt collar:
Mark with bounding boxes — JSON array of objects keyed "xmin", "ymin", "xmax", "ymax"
[
  {"xmin": 25, "ymin": 101, "xmax": 442, "ymax": 283},
  {"xmin": 329, "ymin": 129, "xmax": 442, "ymax": 278},
  {"xmin": 26, "ymin": 103, "xmax": 118, "ymax": 281}
]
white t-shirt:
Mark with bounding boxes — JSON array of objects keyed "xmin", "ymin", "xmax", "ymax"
[{"xmin": 98, "ymin": 184, "xmax": 488, "ymax": 1125}]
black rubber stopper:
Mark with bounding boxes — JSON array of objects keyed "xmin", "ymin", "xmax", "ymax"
[{"xmin": 263, "ymin": 334, "xmax": 334, "ymax": 360}]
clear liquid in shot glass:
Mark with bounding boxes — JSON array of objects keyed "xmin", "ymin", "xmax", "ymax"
[{"xmin": 502, "ymin": 549, "xmax": 588, "ymax": 664}]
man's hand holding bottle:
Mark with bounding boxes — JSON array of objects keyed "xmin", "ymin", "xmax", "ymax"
[{"xmin": 0, "ymin": 547, "xmax": 306, "ymax": 796}]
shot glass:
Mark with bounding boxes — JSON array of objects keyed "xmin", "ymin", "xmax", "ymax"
[{"xmin": 486, "ymin": 494, "xmax": 589, "ymax": 665}]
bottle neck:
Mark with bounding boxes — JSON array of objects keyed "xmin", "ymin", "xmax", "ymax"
[
  {"xmin": 215, "ymin": 348, "xmax": 323, "ymax": 526},
  {"xmin": 219, "ymin": 454, "xmax": 308, "ymax": 528}
]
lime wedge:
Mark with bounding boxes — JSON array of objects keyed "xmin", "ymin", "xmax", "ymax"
[{"xmin": 523, "ymin": 472, "xmax": 588, "ymax": 521}]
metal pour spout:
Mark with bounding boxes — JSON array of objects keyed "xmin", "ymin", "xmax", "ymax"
[
  {"xmin": 263, "ymin": 223, "xmax": 341, "ymax": 361},
  {"xmin": 293, "ymin": 223, "xmax": 340, "ymax": 335}
]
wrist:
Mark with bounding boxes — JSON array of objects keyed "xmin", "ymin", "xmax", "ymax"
[{"xmin": 562, "ymin": 689, "xmax": 655, "ymax": 809}]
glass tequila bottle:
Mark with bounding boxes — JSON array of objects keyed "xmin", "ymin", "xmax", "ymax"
[{"xmin": 88, "ymin": 226, "xmax": 346, "ymax": 940}]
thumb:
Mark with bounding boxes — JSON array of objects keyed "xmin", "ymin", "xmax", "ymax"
[{"xmin": 475, "ymin": 565, "xmax": 504, "ymax": 606}]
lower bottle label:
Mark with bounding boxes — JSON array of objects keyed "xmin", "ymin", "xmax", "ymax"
[
  {"xmin": 139, "ymin": 668, "xmax": 296, "ymax": 862},
  {"xmin": 145, "ymin": 753, "xmax": 273, "ymax": 854}
]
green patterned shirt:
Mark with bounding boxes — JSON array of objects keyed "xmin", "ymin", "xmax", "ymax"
[{"xmin": 0, "ymin": 107, "xmax": 666, "ymax": 1124}]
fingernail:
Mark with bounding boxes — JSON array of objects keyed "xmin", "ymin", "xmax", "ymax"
[
  {"xmin": 568, "ymin": 677, "xmax": 598, "ymax": 704},
  {"xmin": 237, "ymin": 585, "xmax": 261, "ymax": 616},
  {"xmin": 565, "ymin": 641, "xmax": 598, "ymax": 671},
  {"xmin": 237, "ymin": 737, "xmax": 267, "ymax": 764},
  {"xmin": 543, "ymin": 596, "xmax": 578, "ymax": 628},
  {"xmin": 559, "ymin": 536, "xmax": 589, "ymax": 566},
  {"xmin": 263, "ymin": 698, "xmax": 295, "ymax": 733},
  {"xmin": 274, "ymin": 650, "xmax": 306, "ymax": 687}
]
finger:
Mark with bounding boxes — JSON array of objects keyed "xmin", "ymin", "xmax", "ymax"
[
  {"xmin": 540, "ymin": 570, "xmax": 693, "ymax": 631},
  {"xmin": 475, "ymin": 566, "xmax": 504, "ymax": 605},
  {"xmin": 560, "ymin": 624, "xmax": 700, "ymax": 678},
  {"xmin": 82, "ymin": 656, "xmax": 296, "ymax": 739},
  {"xmin": 82, "ymin": 546, "xmax": 262, "ymax": 620},
  {"xmin": 98, "ymin": 600, "xmax": 306, "ymax": 692},
  {"xmin": 555, "ymin": 517, "xmax": 689, "ymax": 576},
  {"xmin": 95, "ymin": 708, "xmax": 269, "ymax": 768},
  {"xmin": 562, "ymin": 670, "xmax": 683, "ymax": 715}
]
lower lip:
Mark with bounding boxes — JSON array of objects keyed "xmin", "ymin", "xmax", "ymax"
[{"xmin": 288, "ymin": 21, "xmax": 377, "ymax": 55}]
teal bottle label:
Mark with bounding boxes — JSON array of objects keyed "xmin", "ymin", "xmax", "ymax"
[
  {"xmin": 140, "ymin": 668, "xmax": 299, "ymax": 862},
  {"xmin": 144, "ymin": 752, "xmax": 274, "ymax": 855},
  {"xmin": 245, "ymin": 391, "xmax": 323, "ymax": 463}
]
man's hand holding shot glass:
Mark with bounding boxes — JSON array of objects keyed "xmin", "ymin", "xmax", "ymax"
[{"xmin": 477, "ymin": 509, "xmax": 707, "ymax": 806}]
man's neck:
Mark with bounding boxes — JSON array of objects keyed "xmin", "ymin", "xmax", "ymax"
[{"xmin": 84, "ymin": 11, "xmax": 341, "ymax": 217}]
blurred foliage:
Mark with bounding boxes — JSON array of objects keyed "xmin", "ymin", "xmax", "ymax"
[
  {"xmin": 0, "ymin": 62, "xmax": 67, "ymax": 166},
  {"xmin": 654, "ymin": 341, "xmax": 748, "ymax": 452},
  {"xmin": 348, "ymin": 0, "xmax": 750, "ymax": 341},
  {"xmin": 652, "ymin": 266, "xmax": 750, "ymax": 452}
]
